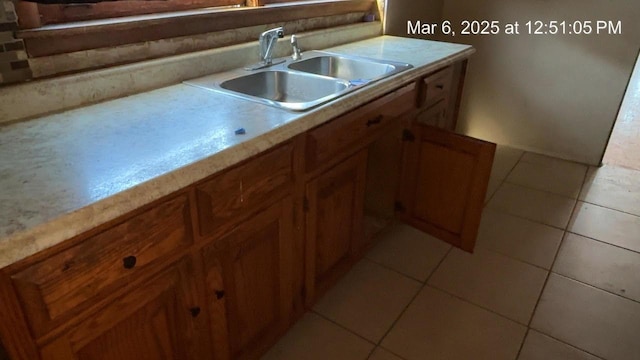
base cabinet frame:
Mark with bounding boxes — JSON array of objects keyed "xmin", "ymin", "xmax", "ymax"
[{"xmin": 0, "ymin": 59, "xmax": 496, "ymax": 360}]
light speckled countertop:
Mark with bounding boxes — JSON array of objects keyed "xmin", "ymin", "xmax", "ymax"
[{"xmin": 0, "ymin": 36, "xmax": 473, "ymax": 268}]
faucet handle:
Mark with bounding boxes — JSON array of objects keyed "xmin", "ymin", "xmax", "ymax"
[
  {"xmin": 291, "ymin": 34, "xmax": 302, "ymax": 60},
  {"xmin": 261, "ymin": 26, "xmax": 284, "ymax": 39}
]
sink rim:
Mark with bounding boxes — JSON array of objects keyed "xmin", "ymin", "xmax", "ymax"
[
  {"xmin": 287, "ymin": 50, "xmax": 413, "ymax": 85},
  {"xmin": 183, "ymin": 50, "xmax": 414, "ymax": 112},
  {"xmin": 217, "ymin": 69, "xmax": 352, "ymax": 111}
]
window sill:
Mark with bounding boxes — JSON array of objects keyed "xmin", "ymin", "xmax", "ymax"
[{"xmin": 17, "ymin": 0, "xmax": 374, "ymax": 57}]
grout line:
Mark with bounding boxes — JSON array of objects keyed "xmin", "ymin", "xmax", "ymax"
[
  {"xmin": 473, "ymin": 243, "xmax": 553, "ymax": 272},
  {"xmin": 526, "ymin": 171, "xmax": 588, "ymax": 327},
  {"xmin": 526, "ymin": 329, "xmax": 607, "ymax": 360},
  {"xmin": 363, "ymin": 256, "xmax": 426, "ymax": 284},
  {"xmin": 576, "ymin": 199, "xmax": 640, "ymax": 219},
  {"xmin": 375, "ymin": 282, "xmax": 426, "ymax": 346},
  {"xmin": 425, "ymin": 283, "xmax": 531, "ymax": 327},
  {"xmin": 564, "ymin": 230, "xmax": 640, "ymax": 256},
  {"xmin": 364, "ymin": 345, "xmax": 377, "ymax": 360},
  {"xmin": 376, "ymin": 346, "xmax": 410, "ymax": 360},
  {"xmin": 310, "ymin": 310, "xmax": 378, "ymax": 347},
  {"xmin": 549, "ymin": 271, "xmax": 640, "ymax": 306},
  {"xmin": 425, "ymin": 246, "xmax": 454, "ymax": 284},
  {"xmin": 374, "ymin": 246, "xmax": 455, "ymax": 347},
  {"xmin": 497, "ymin": 180, "xmax": 579, "ymax": 203},
  {"xmin": 482, "ymin": 206, "xmax": 572, "ymax": 232},
  {"xmin": 484, "ymin": 149, "xmax": 525, "ymax": 205},
  {"xmin": 526, "ymin": 230, "xmax": 569, "ymax": 328},
  {"xmin": 503, "ymin": 179, "xmax": 581, "ymax": 200},
  {"xmin": 514, "ymin": 327, "xmax": 531, "ymax": 359}
]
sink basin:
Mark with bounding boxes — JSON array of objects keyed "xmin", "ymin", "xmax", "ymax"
[
  {"xmin": 221, "ymin": 70, "xmax": 349, "ymax": 108},
  {"xmin": 188, "ymin": 70, "xmax": 350, "ymax": 111},
  {"xmin": 183, "ymin": 51, "xmax": 413, "ymax": 111},
  {"xmin": 288, "ymin": 53, "xmax": 412, "ymax": 84}
]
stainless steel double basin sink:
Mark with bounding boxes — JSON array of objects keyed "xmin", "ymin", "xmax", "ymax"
[{"xmin": 183, "ymin": 51, "xmax": 413, "ymax": 111}]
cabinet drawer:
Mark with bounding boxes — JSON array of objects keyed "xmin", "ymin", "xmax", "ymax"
[
  {"xmin": 11, "ymin": 194, "xmax": 193, "ymax": 338},
  {"xmin": 306, "ymin": 83, "xmax": 416, "ymax": 171},
  {"xmin": 420, "ymin": 66, "xmax": 453, "ymax": 108},
  {"xmin": 196, "ymin": 143, "xmax": 294, "ymax": 238}
]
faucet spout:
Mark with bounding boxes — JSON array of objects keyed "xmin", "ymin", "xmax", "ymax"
[{"xmin": 259, "ymin": 27, "xmax": 284, "ymax": 65}]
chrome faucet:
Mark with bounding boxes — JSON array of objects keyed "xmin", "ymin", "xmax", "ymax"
[
  {"xmin": 260, "ymin": 27, "xmax": 284, "ymax": 65},
  {"xmin": 291, "ymin": 34, "xmax": 302, "ymax": 61},
  {"xmin": 245, "ymin": 27, "xmax": 285, "ymax": 70}
]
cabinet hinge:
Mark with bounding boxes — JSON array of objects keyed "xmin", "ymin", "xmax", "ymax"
[
  {"xmin": 402, "ymin": 129, "xmax": 415, "ymax": 142},
  {"xmin": 303, "ymin": 197, "xmax": 309, "ymax": 212},
  {"xmin": 394, "ymin": 201, "xmax": 405, "ymax": 212}
]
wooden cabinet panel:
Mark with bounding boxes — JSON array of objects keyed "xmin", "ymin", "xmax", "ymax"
[
  {"xmin": 39, "ymin": 257, "xmax": 211, "ymax": 360},
  {"xmin": 11, "ymin": 194, "xmax": 193, "ymax": 338},
  {"xmin": 419, "ymin": 66, "xmax": 453, "ymax": 108},
  {"xmin": 305, "ymin": 150, "xmax": 367, "ymax": 304},
  {"xmin": 202, "ymin": 197, "xmax": 294, "ymax": 360},
  {"xmin": 306, "ymin": 83, "xmax": 416, "ymax": 172},
  {"xmin": 202, "ymin": 254, "xmax": 230, "ymax": 360},
  {"xmin": 397, "ymin": 125, "xmax": 495, "ymax": 251},
  {"xmin": 196, "ymin": 143, "xmax": 293, "ymax": 238}
]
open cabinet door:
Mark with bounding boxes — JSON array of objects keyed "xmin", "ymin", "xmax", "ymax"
[{"xmin": 396, "ymin": 124, "xmax": 496, "ymax": 252}]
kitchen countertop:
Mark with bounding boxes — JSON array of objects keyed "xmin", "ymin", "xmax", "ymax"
[{"xmin": 0, "ymin": 35, "xmax": 473, "ymax": 268}]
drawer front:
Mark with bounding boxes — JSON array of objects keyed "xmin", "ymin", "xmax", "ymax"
[
  {"xmin": 196, "ymin": 142, "xmax": 294, "ymax": 238},
  {"xmin": 306, "ymin": 83, "xmax": 416, "ymax": 171},
  {"xmin": 420, "ymin": 66, "xmax": 453, "ymax": 108},
  {"xmin": 11, "ymin": 194, "xmax": 193, "ymax": 338}
]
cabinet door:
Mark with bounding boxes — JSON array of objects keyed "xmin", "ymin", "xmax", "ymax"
[
  {"xmin": 305, "ymin": 150, "xmax": 368, "ymax": 304},
  {"xmin": 203, "ymin": 197, "xmax": 294, "ymax": 360},
  {"xmin": 397, "ymin": 125, "xmax": 495, "ymax": 252},
  {"xmin": 39, "ymin": 258, "xmax": 212, "ymax": 360}
]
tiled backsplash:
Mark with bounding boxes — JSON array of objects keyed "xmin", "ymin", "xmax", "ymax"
[{"xmin": 0, "ymin": 0, "xmax": 32, "ymax": 85}]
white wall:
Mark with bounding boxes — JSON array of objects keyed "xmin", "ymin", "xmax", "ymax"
[{"xmin": 387, "ymin": 0, "xmax": 640, "ymax": 165}]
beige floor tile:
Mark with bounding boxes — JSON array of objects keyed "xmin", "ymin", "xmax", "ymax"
[
  {"xmin": 382, "ymin": 286, "xmax": 526, "ymax": 360},
  {"xmin": 476, "ymin": 209, "xmax": 563, "ymax": 269},
  {"xmin": 485, "ymin": 176, "xmax": 502, "ymax": 203},
  {"xmin": 569, "ymin": 201, "xmax": 640, "ymax": 253},
  {"xmin": 428, "ymin": 247, "xmax": 547, "ymax": 324},
  {"xmin": 531, "ymin": 274, "xmax": 640, "ymax": 360},
  {"xmin": 506, "ymin": 153, "xmax": 587, "ymax": 198},
  {"xmin": 580, "ymin": 165, "xmax": 640, "ymax": 216},
  {"xmin": 602, "ymin": 54, "xmax": 640, "ymax": 171},
  {"xmin": 491, "ymin": 145, "xmax": 524, "ymax": 180},
  {"xmin": 313, "ymin": 259, "xmax": 421, "ymax": 343},
  {"xmin": 262, "ymin": 312, "xmax": 373, "ymax": 360},
  {"xmin": 368, "ymin": 347, "xmax": 404, "ymax": 360},
  {"xmin": 487, "ymin": 183, "xmax": 576, "ymax": 229},
  {"xmin": 554, "ymin": 233, "xmax": 640, "ymax": 302},
  {"xmin": 366, "ymin": 224, "xmax": 451, "ymax": 282},
  {"xmin": 519, "ymin": 330, "xmax": 602, "ymax": 360}
]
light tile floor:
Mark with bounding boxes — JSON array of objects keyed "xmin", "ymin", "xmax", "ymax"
[
  {"xmin": 263, "ymin": 145, "xmax": 640, "ymax": 360},
  {"xmin": 603, "ymin": 51, "xmax": 640, "ymax": 171}
]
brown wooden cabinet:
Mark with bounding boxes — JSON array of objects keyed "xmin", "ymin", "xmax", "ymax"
[
  {"xmin": 304, "ymin": 150, "xmax": 368, "ymax": 304},
  {"xmin": 11, "ymin": 195, "xmax": 193, "ymax": 338},
  {"xmin": 396, "ymin": 125, "xmax": 495, "ymax": 252},
  {"xmin": 0, "ymin": 59, "xmax": 496, "ymax": 360},
  {"xmin": 202, "ymin": 196, "xmax": 294, "ymax": 360},
  {"xmin": 38, "ymin": 257, "xmax": 212, "ymax": 360}
]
